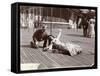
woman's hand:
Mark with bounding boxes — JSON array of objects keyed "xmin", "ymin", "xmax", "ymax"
[
  {"xmin": 43, "ymin": 47, "xmax": 49, "ymax": 51},
  {"xmin": 58, "ymin": 29, "xmax": 62, "ymax": 32}
]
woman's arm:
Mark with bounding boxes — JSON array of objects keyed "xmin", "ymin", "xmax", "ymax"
[
  {"xmin": 57, "ymin": 29, "xmax": 62, "ymax": 40},
  {"xmin": 43, "ymin": 42, "xmax": 53, "ymax": 51}
]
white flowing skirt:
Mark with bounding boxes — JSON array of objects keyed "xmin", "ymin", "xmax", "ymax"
[{"xmin": 65, "ymin": 43, "xmax": 82, "ymax": 56}]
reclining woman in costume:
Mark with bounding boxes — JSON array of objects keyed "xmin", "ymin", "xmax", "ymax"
[{"xmin": 43, "ymin": 29, "xmax": 82, "ymax": 56}]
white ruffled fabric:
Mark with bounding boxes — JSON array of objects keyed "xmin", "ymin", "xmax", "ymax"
[{"xmin": 65, "ymin": 43, "xmax": 82, "ymax": 56}]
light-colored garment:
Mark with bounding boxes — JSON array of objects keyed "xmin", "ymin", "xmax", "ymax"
[
  {"xmin": 69, "ymin": 19, "xmax": 74, "ymax": 28},
  {"xmin": 51, "ymin": 40, "xmax": 82, "ymax": 56},
  {"xmin": 65, "ymin": 43, "xmax": 82, "ymax": 56},
  {"xmin": 52, "ymin": 39, "xmax": 82, "ymax": 56},
  {"xmin": 88, "ymin": 18, "xmax": 95, "ymax": 38},
  {"xmin": 46, "ymin": 29, "xmax": 82, "ymax": 56}
]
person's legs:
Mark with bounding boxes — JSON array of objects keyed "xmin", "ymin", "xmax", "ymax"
[
  {"xmin": 87, "ymin": 26, "xmax": 91, "ymax": 38},
  {"xmin": 43, "ymin": 38, "xmax": 47, "ymax": 49},
  {"xmin": 30, "ymin": 37, "xmax": 39, "ymax": 48},
  {"xmin": 83, "ymin": 28, "xmax": 85, "ymax": 37},
  {"xmin": 48, "ymin": 36, "xmax": 52, "ymax": 46},
  {"xmin": 83, "ymin": 27, "xmax": 88, "ymax": 37},
  {"xmin": 85, "ymin": 28, "xmax": 88, "ymax": 37},
  {"xmin": 43, "ymin": 35, "xmax": 53, "ymax": 51}
]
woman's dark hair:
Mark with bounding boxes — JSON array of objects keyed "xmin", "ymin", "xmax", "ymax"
[{"xmin": 48, "ymin": 35, "xmax": 55, "ymax": 41}]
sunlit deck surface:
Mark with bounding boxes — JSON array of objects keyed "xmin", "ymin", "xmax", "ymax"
[{"xmin": 20, "ymin": 28, "xmax": 95, "ymax": 69}]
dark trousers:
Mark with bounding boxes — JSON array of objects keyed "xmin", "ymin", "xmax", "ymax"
[
  {"xmin": 32, "ymin": 36, "xmax": 52, "ymax": 49},
  {"xmin": 83, "ymin": 28, "xmax": 88, "ymax": 37},
  {"xmin": 43, "ymin": 37, "xmax": 52, "ymax": 48}
]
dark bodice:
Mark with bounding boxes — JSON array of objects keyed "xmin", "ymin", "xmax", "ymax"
[
  {"xmin": 52, "ymin": 43, "xmax": 70, "ymax": 55},
  {"xmin": 33, "ymin": 29, "xmax": 48, "ymax": 41}
]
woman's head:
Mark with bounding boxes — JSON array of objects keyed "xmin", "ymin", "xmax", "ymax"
[
  {"xmin": 52, "ymin": 38, "xmax": 61, "ymax": 45},
  {"xmin": 48, "ymin": 35, "xmax": 61, "ymax": 45}
]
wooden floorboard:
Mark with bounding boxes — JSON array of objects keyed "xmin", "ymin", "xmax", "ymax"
[
  {"xmin": 20, "ymin": 28, "xmax": 95, "ymax": 69},
  {"xmin": 21, "ymin": 47, "xmax": 94, "ymax": 68}
]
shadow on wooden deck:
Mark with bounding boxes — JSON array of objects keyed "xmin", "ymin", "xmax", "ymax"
[{"xmin": 20, "ymin": 46, "xmax": 94, "ymax": 70}]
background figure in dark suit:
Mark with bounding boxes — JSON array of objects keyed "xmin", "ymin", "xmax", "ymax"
[
  {"xmin": 30, "ymin": 25, "xmax": 52, "ymax": 49},
  {"xmin": 82, "ymin": 17, "xmax": 89, "ymax": 37},
  {"xmin": 79, "ymin": 14, "xmax": 89, "ymax": 37}
]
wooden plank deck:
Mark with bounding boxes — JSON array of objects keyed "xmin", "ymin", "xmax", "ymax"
[
  {"xmin": 21, "ymin": 46, "xmax": 94, "ymax": 69},
  {"xmin": 20, "ymin": 28, "xmax": 95, "ymax": 69}
]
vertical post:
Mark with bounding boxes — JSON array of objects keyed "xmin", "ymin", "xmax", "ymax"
[
  {"xmin": 60, "ymin": 8, "xmax": 61, "ymax": 28},
  {"xmin": 40, "ymin": 7, "xmax": 41, "ymax": 21},
  {"xmin": 38, "ymin": 7, "xmax": 39, "ymax": 28},
  {"xmin": 50, "ymin": 8, "xmax": 53, "ymax": 35},
  {"xmin": 41, "ymin": 7, "xmax": 43, "ymax": 27},
  {"xmin": 60, "ymin": 8, "xmax": 61, "ymax": 22},
  {"xmin": 41, "ymin": 7, "xmax": 42, "ymax": 21},
  {"xmin": 33, "ymin": 8, "xmax": 35, "ymax": 32},
  {"xmin": 46, "ymin": 7, "xmax": 48, "ymax": 24},
  {"xmin": 39, "ymin": 7, "xmax": 42, "ymax": 28},
  {"xmin": 28, "ymin": 9, "xmax": 30, "ymax": 32}
]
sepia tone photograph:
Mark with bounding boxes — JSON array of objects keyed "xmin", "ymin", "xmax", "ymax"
[{"xmin": 20, "ymin": 5, "xmax": 96, "ymax": 71}]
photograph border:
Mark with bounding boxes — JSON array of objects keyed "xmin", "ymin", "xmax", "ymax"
[{"xmin": 11, "ymin": 2, "xmax": 98, "ymax": 73}]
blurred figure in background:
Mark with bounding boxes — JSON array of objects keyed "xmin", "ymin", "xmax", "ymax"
[
  {"xmin": 78, "ymin": 13, "xmax": 89, "ymax": 37},
  {"xmin": 88, "ymin": 17, "xmax": 95, "ymax": 38}
]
